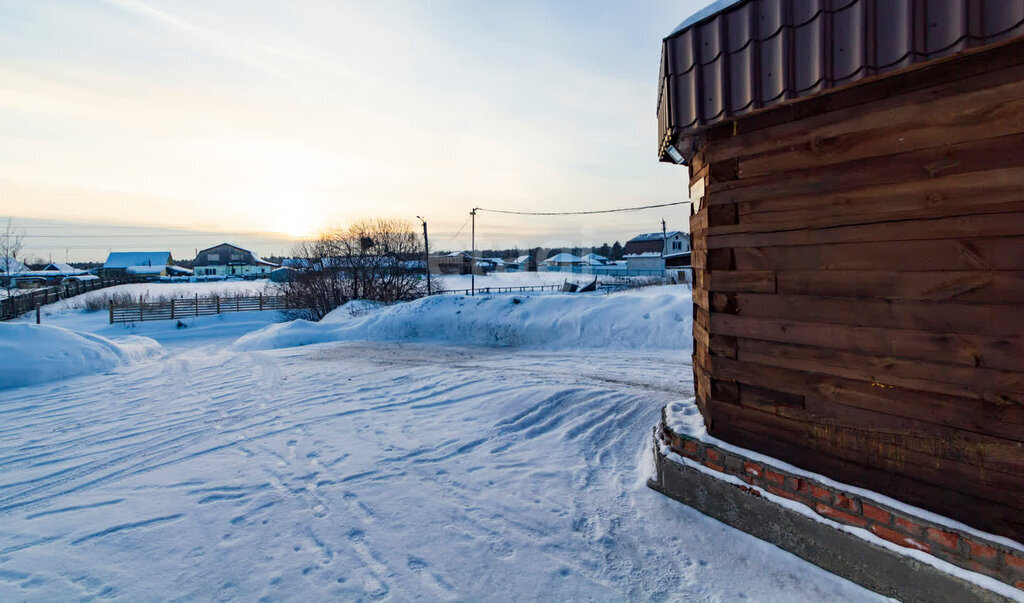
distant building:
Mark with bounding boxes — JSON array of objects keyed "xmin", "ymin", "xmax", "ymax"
[
  {"xmin": 42, "ymin": 262, "xmax": 78, "ymax": 274},
  {"xmin": 433, "ymin": 252, "xmax": 471, "ymax": 275},
  {"xmin": 581, "ymin": 253, "xmax": 609, "ymax": 266},
  {"xmin": 542, "ymin": 253, "xmax": 585, "ymax": 268},
  {"xmin": 193, "ymin": 243, "xmax": 278, "ymax": 277},
  {"xmin": 99, "ymin": 252, "xmax": 175, "ymax": 279},
  {"xmin": 623, "ymin": 231, "xmax": 689, "ymax": 272},
  {"xmin": 507, "ymin": 254, "xmax": 537, "ymax": 272},
  {"xmin": 0, "ymin": 257, "xmax": 27, "ymax": 275}
]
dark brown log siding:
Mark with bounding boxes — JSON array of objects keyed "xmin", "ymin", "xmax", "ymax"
[{"xmin": 689, "ymin": 41, "xmax": 1024, "ymax": 541}]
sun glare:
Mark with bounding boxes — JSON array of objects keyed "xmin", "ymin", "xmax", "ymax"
[{"xmin": 275, "ymin": 214, "xmax": 320, "ymax": 239}]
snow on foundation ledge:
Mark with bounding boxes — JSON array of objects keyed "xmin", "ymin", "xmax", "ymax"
[
  {"xmin": 658, "ymin": 397, "xmax": 1024, "ymax": 598},
  {"xmin": 0, "ymin": 323, "xmax": 162, "ymax": 390},
  {"xmin": 231, "ymin": 287, "xmax": 693, "ymax": 352}
]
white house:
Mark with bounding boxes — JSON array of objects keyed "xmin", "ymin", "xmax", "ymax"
[
  {"xmin": 622, "ymin": 231, "xmax": 690, "ymax": 272},
  {"xmin": 193, "ymin": 243, "xmax": 278, "ymax": 277},
  {"xmin": 542, "ymin": 253, "xmax": 585, "ymax": 268}
]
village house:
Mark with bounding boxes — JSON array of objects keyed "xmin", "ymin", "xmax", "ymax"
[
  {"xmin": 622, "ymin": 231, "xmax": 689, "ymax": 272},
  {"xmin": 98, "ymin": 251, "xmax": 178, "ymax": 279},
  {"xmin": 506, "ymin": 254, "xmax": 537, "ymax": 272},
  {"xmin": 542, "ymin": 252, "xmax": 585, "ymax": 268},
  {"xmin": 649, "ymin": 1, "xmax": 1024, "ymax": 598},
  {"xmin": 192, "ymin": 243, "xmax": 278, "ymax": 277},
  {"xmin": 0, "ymin": 257, "xmax": 27, "ymax": 287},
  {"xmin": 432, "ymin": 252, "xmax": 471, "ymax": 275}
]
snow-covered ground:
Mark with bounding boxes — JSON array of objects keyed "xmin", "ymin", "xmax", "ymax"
[
  {"xmin": 0, "ymin": 286, "xmax": 881, "ymax": 600},
  {"xmin": 234, "ymin": 288, "xmax": 691, "ymax": 352}
]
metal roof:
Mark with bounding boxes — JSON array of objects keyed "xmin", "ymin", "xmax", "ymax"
[
  {"xmin": 629, "ymin": 231, "xmax": 684, "ymax": 242},
  {"xmin": 103, "ymin": 251, "xmax": 171, "ymax": 269},
  {"xmin": 657, "ymin": 0, "xmax": 1024, "ymax": 161}
]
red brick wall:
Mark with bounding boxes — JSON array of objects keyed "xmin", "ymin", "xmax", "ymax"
[{"xmin": 657, "ymin": 421, "xmax": 1024, "ymax": 591}]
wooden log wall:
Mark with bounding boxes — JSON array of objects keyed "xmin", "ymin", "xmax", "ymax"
[{"xmin": 688, "ymin": 40, "xmax": 1024, "ymax": 542}]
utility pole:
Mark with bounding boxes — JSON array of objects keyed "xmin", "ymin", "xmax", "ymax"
[
  {"xmin": 470, "ymin": 208, "xmax": 477, "ymax": 296},
  {"xmin": 417, "ymin": 216, "xmax": 432, "ymax": 295},
  {"xmin": 661, "ymin": 218, "xmax": 668, "ymax": 258}
]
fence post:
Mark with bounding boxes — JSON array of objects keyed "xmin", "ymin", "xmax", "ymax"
[
  {"xmin": 35, "ymin": 304, "xmax": 40, "ymax": 324},
  {"xmin": 216, "ymin": 296, "xmax": 220, "ymax": 314},
  {"xmin": 170, "ymin": 298, "xmax": 175, "ymax": 320},
  {"xmin": 259, "ymin": 292, "xmax": 263, "ymax": 311},
  {"xmin": 109, "ymin": 300, "xmax": 113, "ymax": 324},
  {"xmin": 195, "ymin": 293, "xmax": 199, "ymax": 316}
]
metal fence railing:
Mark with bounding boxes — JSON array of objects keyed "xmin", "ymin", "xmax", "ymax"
[
  {"xmin": 109, "ymin": 294, "xmax": 289, "ymax": 324},
  {"xmin": 435, "ymin": 284, "xmax": 563, "ymax": 296}
]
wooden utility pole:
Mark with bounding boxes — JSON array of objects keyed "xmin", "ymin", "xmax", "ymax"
[
  {"xmin": 661, "ymin": 219, "xmax": 668, "ymax": 258},
  {"xmin": 470, "ymin": 208, "xmax": 477, "ymax": 296},
  {"xmin": 418, "ymin": 216, "xmax": 432, "ymax": 295}
]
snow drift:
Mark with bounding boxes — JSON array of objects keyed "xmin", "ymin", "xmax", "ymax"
[
  {"xmin": 0, "ymin": 323, "xmax": 162, "ymax": 390},
  {"xmin": 232, "ymin": 286, "xmax": 692, "ymax": 352}
]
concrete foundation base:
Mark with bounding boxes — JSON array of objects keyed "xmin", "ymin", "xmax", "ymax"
[{"xmin": 649, "ymin": 444, "xmax": 1010, "ymax": 603}]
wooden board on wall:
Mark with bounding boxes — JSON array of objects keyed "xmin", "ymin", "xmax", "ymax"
[{"xmin": 731, "ymin": 237, "xmax": 1024, "ymax": 272}]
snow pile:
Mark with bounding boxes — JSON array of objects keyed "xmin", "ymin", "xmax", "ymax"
[
  {"xmin": 0, "ymin": 323, "xmax": 161, "ymax": 390},
  {"xmin": 232, "ymin": 286, "xmax": 692, "ymax": 352}
]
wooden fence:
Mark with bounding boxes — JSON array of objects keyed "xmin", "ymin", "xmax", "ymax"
[
  {"xmin": 1, "ymin": 277, "xmax": 128, "ymax": 321},
  {"xmin": 109, "ymin": 294, "xmax": 289, "ymax": 324}
]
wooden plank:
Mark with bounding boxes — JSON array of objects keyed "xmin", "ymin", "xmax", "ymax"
[
  {"xmin": 713, "ymin": 309, "xmax": 1024, "ymax": 371},
  {"xmin": 708, "ymin": 210, "xmax": 1024, "ymax": 249},
  {"xmin": 712, "ymin": 199, "xmax": 1024, "ymax": 240},
  {"xmin": 739, "ymin": 383, "xmax": 804, "ymax": 412},
  {"xmin": 706, "ymin": 132, "xmax": 1024, "ymax": 206},
  {"xmin": 692, "ymin": 320, "xmax": 710, "ymax": 353},
  {"xmin": 728, "ymin": 382, "xmax": 1024, "ymax": 476},
  {"xmin": 690, "ymin": 207, "xmax": 708, "ymax": 235},
  {"xmin": 707, "ymin": 405, "xmax": 1024, "ymax": 542},
  {"xmin": 694, "ymin": 306, "xmax": 709, "ymax": 331},
  {"xmin": 736, "ymin": 167, "xmax": 1024, "ymax": 227},
  {"xmin": 732, "ymin": 237, "xmax": 1024, "ymax": 271},
  {"xmin": 693, "ymin": 286, "xmax": 709, "ymax": 312},
  {"xmin": 711, "ymin": 355, "xmax": 1024, "ymax": 441},
  {"xmin": 691, "ymin": 249, "xmax": 707, "ymax": 270},
  {"xmin": 773, "ymin": 399, "xmax": 1024, "ymax": 476},
  {"xmin": 730, "ymin": 70, "xmax": 1024, "ymax": 178},
  {"xmin": 694, "ymin": 317, "xmax": 737, "ymax": 360},
  {"xmin": 777, "ymin": 270, "xmax": 1024, "ymax": 304},
  {"xmin": 737, "ymin": 339, "xmax": 1024, "ymax": 407},
  {"xmin": 728, "ymin": 293, "xmax": 1024, "ymax": 338},
  {"xmin": 706, "ymin": 270, "xmax": 775, "ymax": 293}
]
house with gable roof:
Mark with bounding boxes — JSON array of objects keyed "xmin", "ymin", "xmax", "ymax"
[{"xmin": 193, "ymin": 243, "xmax": 278, "ymax": 277}]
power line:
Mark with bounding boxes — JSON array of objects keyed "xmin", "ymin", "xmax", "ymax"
[
  {"xmin": 474, "ymin": 201, "xmax": 688, "ymax": 216},
  {"xmin": 441, "ymin": 214, "xmax": 471, "ymax": 246}
]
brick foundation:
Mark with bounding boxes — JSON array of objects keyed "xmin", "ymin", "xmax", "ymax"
[{"xmin": 656, "ymin": 419, "xmax": 1024, "ymax": 592}]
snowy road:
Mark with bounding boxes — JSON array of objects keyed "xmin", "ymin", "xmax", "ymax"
[{"xmin": 0, "ymin": 341, "xmax": 880, "ymax": 601}]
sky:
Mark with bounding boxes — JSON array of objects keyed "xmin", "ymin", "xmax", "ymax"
[{"xmin": 0, "ymin": 0, "xmax": 704, "ymax": 262}]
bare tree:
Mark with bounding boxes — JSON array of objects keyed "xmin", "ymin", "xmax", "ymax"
[
  {"xmin": 0, "ymin": 218, "xmax": 25, "ymax": 295},
  {"xmin": 277, "ymin": 218, "xmax": 438, "ymax": 320}
]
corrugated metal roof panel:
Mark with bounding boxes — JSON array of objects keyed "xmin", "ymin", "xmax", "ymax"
[{"xmin": 658, "ymin": 0, "xmax": 1024, "ymax": 160}]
